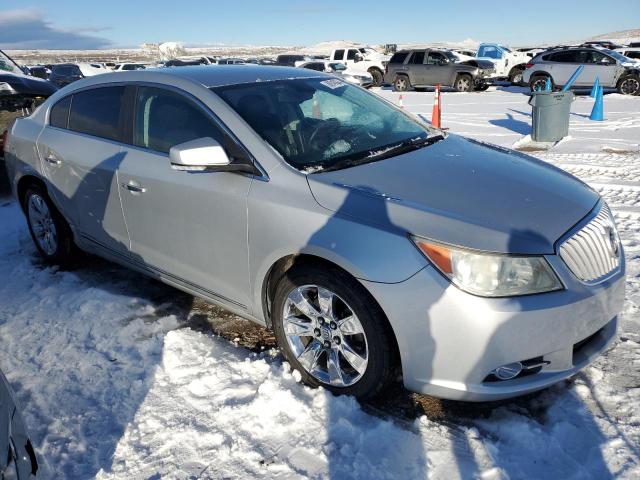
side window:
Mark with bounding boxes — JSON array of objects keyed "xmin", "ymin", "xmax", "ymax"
[
  {"xmin": 409, "ymin": 51, "xmax": 425, "ymax": 64},
  {"xmin": 134, "ymin": 86, "xmax": 224, "ymax": 154},
  {"xmin": 389, "ymin": 52, "xmax": 408, "ymax": 64},
  {"xmin": 334, "ymin": 50, "xmax": 344, "ymax": 61},
  {"xmin": 587, "ymin": 51, "xmax": 615, "ymax": 65},
  {"xmin": 626, "ymin": 51, "xmax": 640, "ymax": 60},
  {"xmin": 49, "ymin": 96, "xmax": 72, "ymax": 129},
  {"xmin": 68, "ymin": 86, "xmax": 126, "ymax": 141},
  {"xmin": 347, "ymin": 49, "xmax": 357, "ymax": 60},
  {"xmin": 549, "ymin": 51, "xmax": 579, "ymax": 63}
]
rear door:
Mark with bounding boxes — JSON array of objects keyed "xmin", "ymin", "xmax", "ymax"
[
  {"xmin": 544, "ymin": 51, "xmax": 581, "ymax": 85},
  {"xmin": 117, "ymin": 85, "xmax": 253, "ymax": 308},
  {"xmin": 406, "ymin": 50, "xmax": 427, "ymax": 85},
  {"xmin": 37, "ymin": 85, "xmax": 131, "ymax": 255}
]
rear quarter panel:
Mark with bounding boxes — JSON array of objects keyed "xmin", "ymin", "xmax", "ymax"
[{"xmin": 4, "ymin": 115, "xmax": 46, "ymax": 200}]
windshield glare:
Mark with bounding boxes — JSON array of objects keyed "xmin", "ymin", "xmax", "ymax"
[
  {"xmin": 213, "ymin": 78, "xmax": 435, "ymax": 172},
  {"xmin": 0, "ymin": 50, "xmax": 22, "ymax": 75}
]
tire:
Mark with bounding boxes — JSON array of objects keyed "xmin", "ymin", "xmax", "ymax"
[
  {"xmin": 508, "ymin": 67, "xmax": 525, "ymax": 86},
  {"xmin": 368, "ymin": 68, "xmax": 384, "ymax": 87},
  {"xmin": 617, "ymin": 74, "xmax": 640, "ymax": 96},
  {"xmin": 530, "ymin": 74, "xmax": 551, "ymax": 92},
  {"xmin": 22, "ymin": 184, "xmax": 76, "ymax": 265},
  {"xmin": 454, "ymin": 74, "xmax": 474, "ymax": 92},
  {"xmin": 272, "ymin": 263, "xmax": 395, "ymax": 399},
  {"xmin": 393, "ymin": 75, "xmax": 410, "ymax": 92}
]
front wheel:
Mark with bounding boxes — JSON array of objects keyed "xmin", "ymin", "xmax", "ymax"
[
  {"xmin": 508, "ymin": 68, "xmax": 525, "ymax": 85},
  {"xmin": 617, "ymin": 74, "xmax": 640, "ymax": 96},
  {"xmin": 22, "ymin": 185, "xmax": 77, "ymax": 265},
  {"xmin": 454, "ymin": 74, "xmax": 474, "ymax": 92},
  {"xmin": 272, "ymin": 264, "xmax": 395, "ymax": 399}
]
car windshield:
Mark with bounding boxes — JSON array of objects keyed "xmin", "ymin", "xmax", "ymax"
[
  {"xmin": 213, "ymin": 78, "xmax": 442, "ymax": 173},
  {"xmin": 329, "ymin": 63, "xmax": 347, "ymax": 71},
  {"xmin": 607, "ymin": 50, "xmax": 632, "ymax": 63},
  {"xmin": 0, "ymin": 50, "xmax": 23, "ymax": 75}
]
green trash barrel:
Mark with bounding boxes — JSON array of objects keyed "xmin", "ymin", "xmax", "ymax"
[{"xmin": 528, "ymin": 91, "xmax": 574, "ymax": 142}]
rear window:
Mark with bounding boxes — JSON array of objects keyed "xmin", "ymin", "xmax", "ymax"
[
  {"xmin": 68, "ymin": 86, "xmax": 126, "ymax": 142},
  {"xmin": 389, "ymin": 52, "xmax": 409, "ymax": 64},
  {"xmin": 49, "ymin": 96, "xmax": 72, "ymax": 129},
  {"xmin": 54, "ymin": 65, "xmax": 80, "ymax": 75}
]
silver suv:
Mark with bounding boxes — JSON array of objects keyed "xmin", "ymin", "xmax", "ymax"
[
  {"xmin": 523, "ymin": 46, "xmax": 640, "ymax": 95},
  {"xmin": 4, "ymin": 67, "xmax": 625, "ymax": 401}
]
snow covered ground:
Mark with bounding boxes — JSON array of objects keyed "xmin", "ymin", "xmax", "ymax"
[{"xmin": 0, "ymin": 86, "xmax": 639, "ymax": 479}]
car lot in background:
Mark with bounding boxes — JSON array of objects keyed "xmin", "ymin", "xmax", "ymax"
[
  {"xmin": 299, "ymin": 60, "xmax": 373, "ymax": 87},
  {"xmin": 524, "ymin": 46, "xmax": 640, "ymax": 94},
  {"xmin": 328, "ymin": 47, "xmax": 388, "ymax": 87},
  {"xmin": 616, "ymin": 47, "xmax": 640, "ymax": 61},
  {"xmin": 385, "ymin": 49, "xmax": 490, "ymax": 92}
]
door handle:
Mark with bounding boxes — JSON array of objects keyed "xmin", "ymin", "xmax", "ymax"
[
  {"xmin": 123, "ymin": 182, "xmax": 146, "ymax": 194},
  {"xmin": 44, "ymin": 153, "xmax": 61, "ymax": 165}
]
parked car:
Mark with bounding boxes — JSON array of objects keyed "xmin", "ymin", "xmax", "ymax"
[
  {"xmin": 26, "ymin": 65, "xmax": 50, "ymax": 80},
  {"xmin": 615, "ymin": 47, "xmax": 640, "ymax": 61},
  {"xmin": 4, "ymin": 66, "xmax": 625, "ymax": 401},
  {"xmin": 275, "ymin": 54, "xmax": 314, "ymax": 67},
  {"xmin": 1, "ymin": 368, "xmax": 38, "ymax": 479},
  {"xmin": 523, "ymin": 46, "xmax": 640, "ymax": 95},
  {"xmin": 164, "ymin": 58, "xmax": 212, "ymax": 67},
  {"xmin": 384, "ymin": 49, "xmax": 491, "ymax": 92},
  {"xmin": 476, "ymin": 43, "xmax": 531, "ymax": 84},
  {"xmin": 299, "ymin": 61, "xmax": 373, "ymax": 87},
  {"xmin": 113, "ymin": 63, "xmax": 147, "ymax": 71},
  {"xmin": 49, "ymin": 63, "xmax": 105, "ymax": 88},
  {"xmin": 1, "ymin": 50, "xmax": 57, "ymax": 112},
  {"xmin": 328, "ymin": 47, "xmax": 389, "ymax": 87}
]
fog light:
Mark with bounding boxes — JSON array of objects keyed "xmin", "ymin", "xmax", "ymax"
[{"xmin": 492, "ymin": 362, "xmax": 523, "ymax": 381}]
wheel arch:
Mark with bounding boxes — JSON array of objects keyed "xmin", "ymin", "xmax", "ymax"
[
  {"xmin": 261, "ymin": 253, "xmax": 402, "ymax": 368},
  {"xmin": 16, "ymin": 174, "xmax": 48, "ymax": 211}
]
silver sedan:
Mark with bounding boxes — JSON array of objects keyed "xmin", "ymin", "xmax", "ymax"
[{"xmin": 4, "ymin": 66, "xmax": 625, "ymax": 400}]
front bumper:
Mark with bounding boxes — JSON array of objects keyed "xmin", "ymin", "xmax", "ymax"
[{"xmin": 362, "ymin": 253, "xmax": 625, "ymax": 402}]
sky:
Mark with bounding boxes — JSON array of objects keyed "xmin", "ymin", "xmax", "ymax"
[{"xmin": 0, "ymin": 1, "xmax": 638, "ymax": 50}]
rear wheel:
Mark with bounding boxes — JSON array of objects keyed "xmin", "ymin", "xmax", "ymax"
[
  {"xmin": 393, "ymin": 75, "xmax": 410, "ymax": 92},
  {"xmin": 22, "ymin": 184, "xmax": 76, "ymax": 265},
  {"xmin": 617, "ymin": 74, "xmax": 640, "ymax": 95},
  {"xmin": 368, "ymin": 68, "xmax": 384, "ymax": 87},
  {"xmin": 530, "ymin": 74, "xmax": 551, "ymax": 92},
  {"xmin": 454, "ymin": 74, "xmax": 474, "ymax": 92},
  {"xmin": 272, "ymin": 264, "xmax": 395, "ymax": 399}
]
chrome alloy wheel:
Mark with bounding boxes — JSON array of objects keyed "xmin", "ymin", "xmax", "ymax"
[
  {"xmin": 620, "ymin": 77, "xmax": 640, "ymax": 95},
  {"xmin": 283, "ymin": 285, "xmax": 368, "ymax": 387},
  {"xmin": 28, "ymin": 194, "xmax": 57, "ymax": 255}
]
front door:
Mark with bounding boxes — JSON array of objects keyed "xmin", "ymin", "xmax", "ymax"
[
  {"xmin": 424, "ymin": 51, "xmax": 452, "ymax": 86},
  {"xmin": 37, "ymin": 86, "xmax": 130, "ymax": 255},
  {"xmin": 118, "ymin": 86, "xmax": 253, "ymax": 308},
  {"xmin": 579, "ymin": 50, "xmax": 618, "ymax": 87}
]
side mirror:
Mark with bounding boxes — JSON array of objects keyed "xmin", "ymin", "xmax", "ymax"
[
  {"xmin": 170, "ymin": 137, "xmax": 231, "ymax": 171},
  {"xmin": 169, "ymin": 137, "xmax": 255, "ymax": 173}
]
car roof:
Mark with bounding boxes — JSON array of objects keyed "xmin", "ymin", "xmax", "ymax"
[{"xmin": 62, "ymin": 65, "xmax": 328, "ymax": 90}]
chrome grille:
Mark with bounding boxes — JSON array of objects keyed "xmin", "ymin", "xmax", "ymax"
[{"xmin": 559, "ymin": 204, "xmax": 621, "ymax": 283}]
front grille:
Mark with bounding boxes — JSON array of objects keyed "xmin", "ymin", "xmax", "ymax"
[{"xmin": 559, "ymin": 204, "xmax": 621, "ymax": 283}]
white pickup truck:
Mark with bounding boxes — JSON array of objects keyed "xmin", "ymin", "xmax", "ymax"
[
  {"xmin": 328, "ymin": 47, "xmax": 389, "ymax": 86},
  {"xmin": 476, "ymin": 43, "xmax": 531, "ymax": 84}
]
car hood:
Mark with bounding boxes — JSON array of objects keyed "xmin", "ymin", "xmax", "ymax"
[
  {"xmin": 306, "ymin": 135, "xmax": 599, "ymax": 254},
  {"xmin": 0, "ymin": 72, "xmax": 57, "ymax": 97}
]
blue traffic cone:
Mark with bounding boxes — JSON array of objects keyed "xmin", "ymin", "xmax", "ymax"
[
  {"xmin": 590, "ymin": 84, "xmax": 604, "ymax": 121},
  {"xmin": 590, "ymin": 77, "xmax": 600, "ymax": 98},
  {"xmin": 544, "ymin": 76, "xmax": 552, "ymax": 91}
]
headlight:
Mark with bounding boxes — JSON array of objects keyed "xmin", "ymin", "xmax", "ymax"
[
  {"xmin": 0, "ymin": 82, "xmax": 17, "ymax": 94},
  {"xmin": 411, "ymin": 237, "xmax": 563, "ymax": 297}
]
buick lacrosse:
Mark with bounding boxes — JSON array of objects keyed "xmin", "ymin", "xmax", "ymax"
[{"xmin": 4, "ymin": 66, "xmax": 625, "ymax": 400}]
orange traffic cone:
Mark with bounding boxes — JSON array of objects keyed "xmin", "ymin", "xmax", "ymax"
[
  {"xmin": 398, "ymin": 94, "xmax": 404, "ymax": 109},
  {"xmin": 431, "ymin": 84, "xmax": 441, "ymax": 128}
]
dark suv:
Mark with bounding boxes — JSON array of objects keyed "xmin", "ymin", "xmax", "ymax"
[
  {"xmin": 384, "ymin": 49, "xmax": 490, "ymax": 92},
  {"xmin": 49, "ymin": 64, "xmax": 84, "ymax": 87}
]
